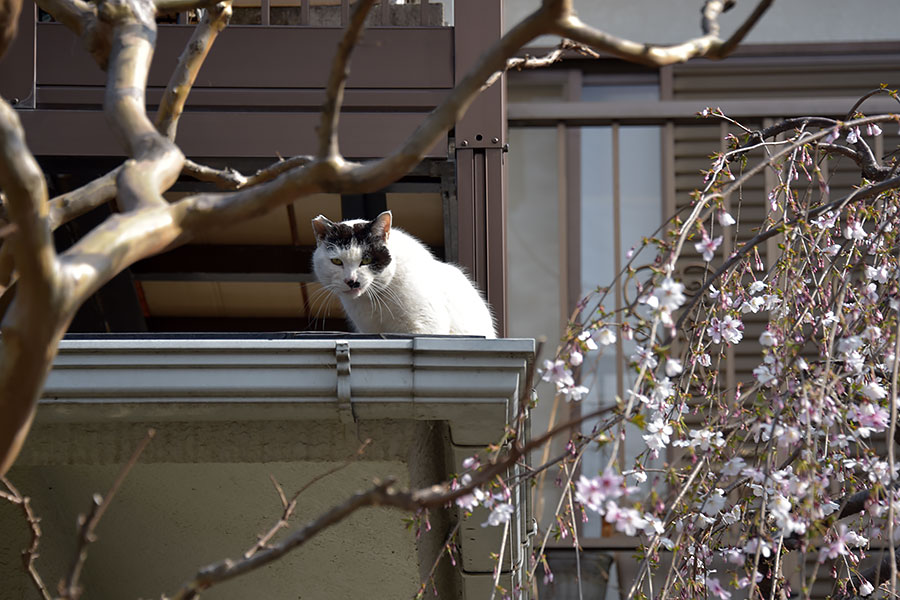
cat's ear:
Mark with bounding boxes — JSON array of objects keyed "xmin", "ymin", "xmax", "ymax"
[
  {"xmin": 371, "ymin": 211, "xmax": 392, "ymax": 242},
  {"xmin": 312, "ymin": 215, "xmax": 335, "ymax": 243}
]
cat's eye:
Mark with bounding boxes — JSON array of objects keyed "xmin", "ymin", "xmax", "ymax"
[
  {"xmin": 360, "ymin": 256, "xmax": 373, "ymax": 266},
  {"xmin": 330, "ymin": 258, "xmax": 343, "ymax": 266}
]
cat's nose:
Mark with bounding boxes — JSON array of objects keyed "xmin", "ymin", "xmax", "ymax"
[{"xmin": 345, "ymin": 279, "xmax": 360, "ymax": 289}]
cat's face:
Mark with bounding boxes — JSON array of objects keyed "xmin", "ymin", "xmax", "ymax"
[{"xmin": 311, "ymin": 211, "xmax": 394, "ymax": 299}]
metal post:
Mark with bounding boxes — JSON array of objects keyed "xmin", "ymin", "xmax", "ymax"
[{"xmin": 453, "ymin": 0, "xmax": 507, "ymax": 335}]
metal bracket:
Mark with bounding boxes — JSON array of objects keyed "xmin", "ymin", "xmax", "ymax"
[{"xmin": 335, "ymin": 341, "xmax": 355, "ymax": 424}]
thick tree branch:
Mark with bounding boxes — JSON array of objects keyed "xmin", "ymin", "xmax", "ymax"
[
  {"xmin": 34, "ymin": 0, "xmax": 113, "ymax": 68},
  {"xmin": 0, "ymin": 99, "xmax": 63, "ymax": 478},
  {"xmin": 101, "ymin": 0, "xmax": 184, "ymax": 211},
  {"xmin": 317, "ymin": 0, "xmax": 376, "ymax": 159},
  {"xmin": 0, "ymin": 0, "xmax": 22, "ymax": 60},
  {"xmin": 33, "ymin": 0, "xmax": 93, "ymax": 37},
  {"xmin": 554, "ymin": 0, "xmax": 772, "ymax": 67},
  {"xmin": 0, "ymin": 102, "xmax": 56, "ymax": 298},
  {"xmin": 156, "ymin": 0, "xmax": 232, "ymax": 141}
]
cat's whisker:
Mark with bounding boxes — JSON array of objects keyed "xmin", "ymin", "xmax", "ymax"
[{"xmin": 307, "ymin": 284, "xmax": 339, "ymax": 330}]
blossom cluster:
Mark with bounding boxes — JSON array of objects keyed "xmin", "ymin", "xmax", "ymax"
[{"xmin": 529, "ymin": 112, "xmax": 900, "ymax": 599}]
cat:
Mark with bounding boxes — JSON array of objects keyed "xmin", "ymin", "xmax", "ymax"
[{"xmin": 311, "ymin": 211, "xmax": 496, "ymax": 338}]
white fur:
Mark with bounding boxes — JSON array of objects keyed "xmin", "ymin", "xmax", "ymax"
[{"xmin": 312, "ymin": 217, "xmax": 495, "ymax": 338}]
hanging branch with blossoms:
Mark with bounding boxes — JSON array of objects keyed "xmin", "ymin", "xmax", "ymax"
[{"xmin": 503, "ymin": 89, "xmax": 900, "ymax": 599}]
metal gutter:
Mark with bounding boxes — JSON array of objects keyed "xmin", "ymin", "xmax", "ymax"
[{"xmin": 41, "ymin": 336, "xmax": 535, "ymax": 447}]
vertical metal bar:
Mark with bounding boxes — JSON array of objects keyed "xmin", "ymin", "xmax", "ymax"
[
  {"xmin": 473, "ymin": 150, "xmax": 488, "ymax": 290},
  {"xmin": 556, "ymin": 123, "xmax": 569, "ymax": 336},
  {"xmin": 380, "ymin": 0, "xmax": 390, "ymax": 25},
  {"xmin": 485, "ymin": 148, "xmax": 507, "ymax": 336},
  {"xmin": 419, "ymin": 0, "xmax": 427, "ymax": 25},
  {"xmin": 456, "ymin": 148, "xmax": 476, "ymax": 282},
  {"xmin": 565, "ymin": 69, "xmax": 582, "ymax": 324},
  {"xmin": 661, "ymin": 123, "xmax": 676, "ymax": 223},
  {"xmin": 612, "ymin": 122, "xmax": 624, "ymax": 407},
  {"xmin": 261, "ymin": 0, "xmax": 270, "ymax": 26},
  {"xmin": 341, "ymin": 0, "xmax": 350, "ymax": 25},
  {"xmin": 301, "ymin": 0, "xmax": 310, "ymax": 25},
  {"xmin": 659, "ymin": 65, "xmax": 674, "ymax": 100}
]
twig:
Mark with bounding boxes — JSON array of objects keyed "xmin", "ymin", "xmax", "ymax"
[
  {"xmin": 181, "ymin": 155, "xmax": 316, "ymax": 190},
  {"xmin": 170, "ymin": 402, "xmax": 618, "ymax": 599},
  {"xmin": 672, "ymin": 148, "xmax": 900, "ymax": 335},
  {"xmin": 415, "ymin": 521, "xmax": 461, "ymax": 599},
  {"xmin": 844, "ymin": 87, "xmax": 900, "ymax": 120},
  {"xmin": 243, "ymin": 439, "xmax": 372, "ymax": 559},
  {"xmin": 60, "ymin": 429, "xmax": 156, "ymax": 600},
  {"xmin": 0, "ymin": 477, "xmax": 52, "ymax": 600},
  {"xmin": 154, "ymin": 0, "xmax": 219, "ymax": 13}
]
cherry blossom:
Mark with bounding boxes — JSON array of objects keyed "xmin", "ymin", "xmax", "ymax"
[
  {"xmin": 706, "ymin": 577, "xmax": 732, "ymax": 600},
  {"xmin": 695, "ymin": 232, "xmax": 723, "ymax": 262}
]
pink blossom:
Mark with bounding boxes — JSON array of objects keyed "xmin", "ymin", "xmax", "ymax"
[
  {"xmin": 541, "ymin": 359, "xmax": 573, "ymax": 389},
  {"xmin": 706, "ymin": 577, "xmax": 731, "ymax": 600},
  {"xmin": 665, "ymin": 358, "xmax": 683, "ymax": 377},
  {"xmin": 604, "ymin": 502, "xmax": 646, "ymax": 536},
  {"xmin": 718, "ymin": 210, "xmax": 736, "ymax": 227},
  {"xmin": 482, "ymin": 502, "xmax": 514, "ymax": 527},
  {"xmin": 695, "ymin": 232, "xmax": 723, "ymax": 262},
  {"xmin": 575, "ymin": 469, "xmax": 624, "ymax": 513}
]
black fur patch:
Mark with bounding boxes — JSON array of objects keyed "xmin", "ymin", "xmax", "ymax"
[
  {"xmin": 323, "ymin": 220, "xmax": 392, "ymax": 273},
  {"xmin": 365, "ymin": 245, "xmax": 392, "ymax": 273}
]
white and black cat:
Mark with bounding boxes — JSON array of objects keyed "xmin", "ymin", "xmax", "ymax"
[{"xmin": 311, "ymin": 211, "xmax": 496, "ymax": 337}]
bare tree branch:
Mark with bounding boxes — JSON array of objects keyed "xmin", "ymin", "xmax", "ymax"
[
  {"xmin": 34, "ymin": 0, "xmax": 113, "ymax": 68},
  {"xmin": 47, "ymin": 167, "xmax": 120, "ymax": 230},
  {"xmin": 673, "ymin": 171, "xmax": 900, "ymax": 335},
  {"xmin": 154, "ymin": 0, "xmax": 218, "ymax": 13},
  {"xmin": 182, "ymin": 155, "xmax": 315, "ymax": 190},
  {"xmin": 0, "ymin": 0, "xmax": 22, "ymax": 60},
  {"xmin": 0, "ymin": 99, "xmax": 62, "ymax": 478},
  {"xmin": 33, "ymin": 0, "xmax": 93, "ymax": 37},
  {"xmin": 156, "ymin": 0, "xmax": 233, "ymax": 141},
  {"xmin": 243, "ymin": 439, "xmax": 371, "ymax": 559},
  {"xmin": 100, "ymin": 0, "xmax": 184, "ymax": 212},
  {"xmin": 554, "ymin": 0, "xmax": 773, "ymax": 67},
  {"xmin": 0, "ymin": 477, "xmax": 52, "ymax": 600},
  {"xmin": 60, "ymin": 429, "xmax": 155, "ymax": 600},
  {"xmin": 844, "ymin": 86, "xmax": 900, "ymax": 120},
  {"xmin": 168, "ymin": 404, "xmax": 616, "ymax": 599},
  {"xmin": 317, "ymin": 0, "xmax": 376, "ymax": 159}
]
